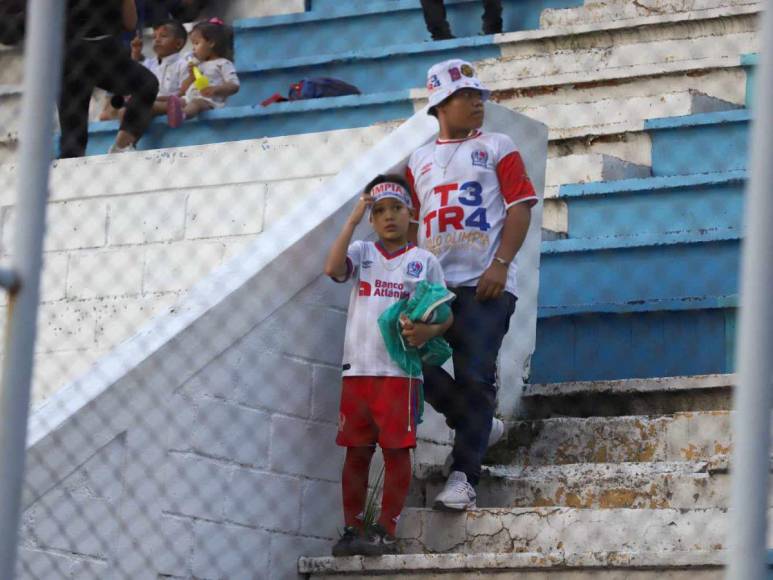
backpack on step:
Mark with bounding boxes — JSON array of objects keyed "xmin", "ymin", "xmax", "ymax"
[{"xmin": 288, "ymin": 77, "xmax": 361, "ymax": 100}]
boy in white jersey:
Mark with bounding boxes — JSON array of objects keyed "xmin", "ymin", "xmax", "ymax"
[
  {"xmin": 324, "ymin": 175, "xmax": 452, "ymax": 556},
  {"xmin": 406, "ymin": 59, "xmax": 538, "ymax": 510}
]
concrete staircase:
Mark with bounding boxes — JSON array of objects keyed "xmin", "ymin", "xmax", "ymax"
[
  {"xmin": 534, "ymin": 107, "xmax": 749, "ymax": 383},
  {"xmin": 299, "ymin": 374, "xmax": 758, "ymax": 578},
  {"xmin": 0, "ymin": 0, "xmax": 758, "ymax": 161},
  {"xmin": 290, "ymin": 1, "xmax": 762, "ymax": 577}
]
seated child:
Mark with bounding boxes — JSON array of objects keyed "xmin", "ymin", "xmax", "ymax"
[
  {"xmin": 166, "ymin": 19, "xmax": 239, "ymax": 127},
  {"xmin": 324, "ymin": 175, "xmax": 453, "ymax": 557},
  {"xmin": 99, "ymin": 20, "xmax": 189, "ymax": 122}
]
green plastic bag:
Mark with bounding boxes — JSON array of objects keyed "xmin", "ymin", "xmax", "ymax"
[{"xmin": 378, "ymin": 281, "xmax": 455, "ymax": 423}]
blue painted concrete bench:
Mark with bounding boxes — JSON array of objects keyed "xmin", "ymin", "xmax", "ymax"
[
  {"xmin": 532, "ymin": 110, "xmax": 751, "ymax": 384},
  {"xmin": 236, "ymin": 0, "xmax": 583, "ymax": 64}
]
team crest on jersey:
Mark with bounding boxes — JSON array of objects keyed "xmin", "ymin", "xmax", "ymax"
[
  {"xmin": 361, "ymin": 260, "xmax": 373, "ymax": 270},
  {"xmin": 420, "ymin": 162, "xmax": 433, "ymax": 176},
  {"xmin": 406, "ymin": 261, "xmax": 424, "ymax": 278},
  {"xmin": 471, "ymin": 150, "xmax": 489, "ymax": 168}
]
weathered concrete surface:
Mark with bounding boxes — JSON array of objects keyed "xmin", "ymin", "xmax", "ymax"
[
  {"xmin": 541, "ymin": 0, "xmax": 759, "ymax": 29},
  {"xmin": 301, "ymin": 550, "xmax": 725, "ymax": 579},
  {"xmin": 411, "ymin": 461, "xmax": 743, "ymax": 510},
  {"xmin": 394, "ymin": 506, "xmax": 737, "ymax": 555},
  {"xmin": 519, "ymin": 374, "xmax": 734, "ymax": 418},
  {"xmin": 487, "ymin": 411, "xmax": 733, "ymax": 466}
]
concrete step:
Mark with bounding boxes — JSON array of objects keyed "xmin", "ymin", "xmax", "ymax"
[
  {"xmin": 412, "ymin": 460, "xmax": 737, "ymax": 510},
  {"xmin": 232, "ymin": 5, "xmax": 757, "ymax": 109},
  {"xmin": 541, "ymin": 0, "xmax": 758, "ymax": 28},
  {"xmin": 520, "ymin": 90, "xmax": 739, "ymax": 136},
  {"xmin": 301, "ymin": 550, "xmax": 725, "ymax": 578},
  {"xmin": 546, "ymin": 153, "xmax": 650, "ymax": 190},
  {"xmin": 0, "ymin": 45, "xmax": 22, "ymax": 86},
  {"xmin": 394, "ymin": 505, "xmax": 736, "ymax": 554},
  {"xmin": 234, "ymin": 0, "xmax": 581, "ymax": 65},
  {"xmin": 553, "ymin": 170, "xmax": 745, "ymax": 240},
  {"xmin": 82, "ymin": 58, "xmax": 751, "ymax": 160},
  {"xmin": 487, "ymin": 411, "xmax": 731, "ymax": 466},
  {"xmin": 521, "ymin": 374, "xmax": 733, "ymax": 419}
]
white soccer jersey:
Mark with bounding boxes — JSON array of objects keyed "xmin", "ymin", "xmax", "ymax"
[
  {"xmin": 185, "ymin": 57, "xmax": 240, "ymax": 107},
  {"xmin": 406, "ymin": 130, "xmax": 538, "ymax": 296},
  {"xmin": 142, "ymin": 52, "xmax": 188, "ymax": 97},
  {"xmin": 335, "ymin": 241, "xmax": 446, "ymax": 378}
]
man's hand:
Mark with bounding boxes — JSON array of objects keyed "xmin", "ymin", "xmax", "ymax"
[
  {"xmin": 475, "ymin": 260, "xmax": 507, "ymax": 301},
  {"xmin": 200, "ymin": 86, "xmax": 216, "ymax": 98},
  {"xmin": 400, "ymin": 315, "xmax": 438, "ymax": 348}
]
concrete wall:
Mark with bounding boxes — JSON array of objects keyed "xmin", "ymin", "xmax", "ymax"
[
  {"xmin": 225, "ymin": 0, "xmax": 306, "ymax": 21},
  {"xmin": 0, "ymin": 127, "xmax": 391, "ymax": 406},
  {"xmin": 16, "ymin": 105, "xmax": 544, "ymax": 579}
]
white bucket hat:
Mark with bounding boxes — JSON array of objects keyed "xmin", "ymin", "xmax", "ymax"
[{"xmin": 426, "ymin": 58, "xmax": 490, "ymax": 111}]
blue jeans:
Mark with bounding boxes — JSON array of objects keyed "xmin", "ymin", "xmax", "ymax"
[{"xmin": 423, "ymin": 287, "xmax": 516, "ymax": 485}]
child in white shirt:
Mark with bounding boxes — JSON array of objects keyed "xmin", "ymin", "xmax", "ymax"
[{"xmin": 166, "ymin": 18, "xmax": 240, "ymax": 127}]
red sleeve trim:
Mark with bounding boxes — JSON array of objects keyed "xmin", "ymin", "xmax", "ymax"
[
  {"xmin": 405, "ymin": 166, "xmax": 421, "ymax": 223},
  {"xmin": 497, "ymin": 151, "xmax": 537, "ymax": 207}
]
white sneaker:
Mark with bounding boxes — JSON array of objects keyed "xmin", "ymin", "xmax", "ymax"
[
  {"xmin": 442, "ymin": 417, "xmax": 505, "ymax": 475},
  {"xmin": 433, "ymin": 471, "xmax": 476, "ymax": 511},
  {"xmin": 108, "ymin": 142, "xmax": 136, "ymax": 154}
]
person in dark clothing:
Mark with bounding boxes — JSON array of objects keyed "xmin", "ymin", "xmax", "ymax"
[
  {"xmin": 0, "ymin": 0, "xmax": 25, "ymax": 46},
  {"xmin": 420, "ymin": 0, "xmax": 502, "ymax": 40},
  {"xmin": 141, "ymin": 0, "xmax": 209, "ymax": 26},
  {"xmin": 59, "ymin": 0, "xmax": 159, "ymax": 157}
]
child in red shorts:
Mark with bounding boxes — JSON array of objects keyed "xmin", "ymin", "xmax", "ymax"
[{"xmin": 324, "ymin": 174, "xmax": 453, "ymax": 556}]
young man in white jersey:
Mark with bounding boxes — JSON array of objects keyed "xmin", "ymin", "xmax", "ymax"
[
  {"xmin": 406, "ymin": 59, "xmax": 538, "ymax": 510},
  {"xmin": 324, "ymin": 175, "xmax": 453, "ymax": 556}
]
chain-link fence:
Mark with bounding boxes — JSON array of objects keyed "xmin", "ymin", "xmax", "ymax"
[{"xmin": 0, "ymin": 0, "xmax": 767, "ymax": 579}]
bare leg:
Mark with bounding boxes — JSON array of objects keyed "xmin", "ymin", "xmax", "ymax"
[
  {"xmin": 152, "ymin": 100, "xmax": 168, "ymax": 116},
  {"xmin": 99, "ymin": 96, "xmax": 121, "ymax": 121},
  {"xmin": 113, "ymin": 130, "xmax": 136, "ymax": 149},
  {"xmin": 183, "ymin": 98, "xmax": 215, "ymax": 119}
]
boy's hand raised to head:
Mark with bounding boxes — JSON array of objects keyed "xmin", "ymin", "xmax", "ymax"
[
  {"xmin": 130, "ymin": 33, "xmax": 143, "ymax": 61},
  {"xmin": 347, "ymin": 192, "xmax": 373, "ymax": 226}
]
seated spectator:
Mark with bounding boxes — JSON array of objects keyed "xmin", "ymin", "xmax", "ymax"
[
  {"xmin": 420, "ymin": 0, "xmax": 502, "ymax": 40},
  {"xmin": 60, "ymin": 0, "xmax": 160, "ymax": 156},
  {"xmin": 100, "ymin": 19, "xmax": 189, "ymax": 122},
  {"xmin": 166, "ymin": 19, "xmax": 239, "ymax": 127}
]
